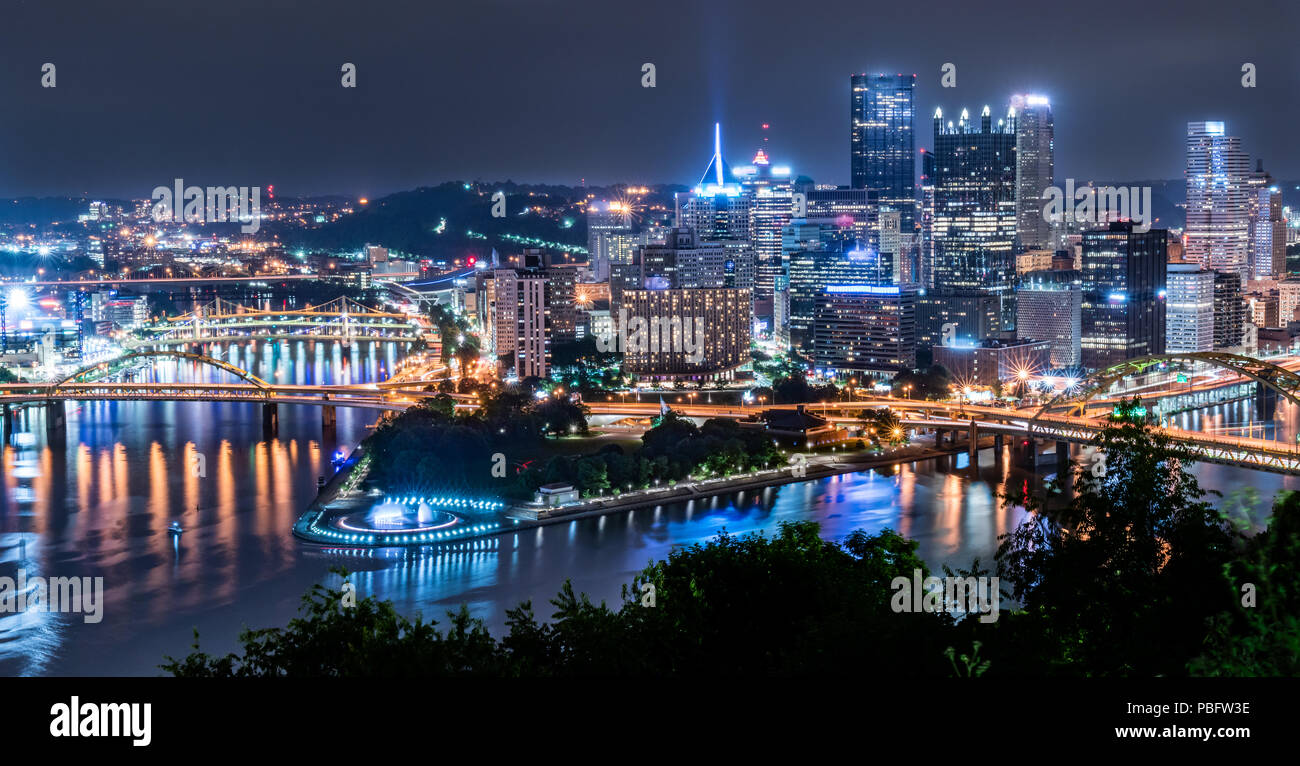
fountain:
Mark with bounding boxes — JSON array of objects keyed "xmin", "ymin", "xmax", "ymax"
[{"xmin": 294, "ymin": 494, "xmax": 511, "ymax": 547}]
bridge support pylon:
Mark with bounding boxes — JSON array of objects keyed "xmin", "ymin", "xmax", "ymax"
[
  {"xmin": 1012, "ymin": 437, "xmax": 1038, "ymax": 471},
  {"xmin": 321, "ymin": 404, "xmax": 337, "ymax": 438},
  {"xmin": 45, "ymin": 400, "xmax": 66, "ymax": 443},
  {"xmin": 1056, "ymin": 440, "xmax": 1069, "ymax": 469},
  {"xmin": 968, "ymin": 420, "xmax": 979, "ymax": 468},
  {"xmin": 1256, "ymin": 382, "xmax": 1279, "ymax": 421},
  {"xmin": 993, "ymin": 433, "xmax": 1003, "ymax": 461},
  {"xmin": 262, "ymin": 402, "xmax": 279, "ymax": 439}
]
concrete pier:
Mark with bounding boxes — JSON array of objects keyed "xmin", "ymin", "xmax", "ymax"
[
  {"xmin": 45, "ymin": 400, "xmax": 66, "ymax": 443},
  {"xmin": 262, "ymin": 402, "xmax": 279, "ymax": 438}
]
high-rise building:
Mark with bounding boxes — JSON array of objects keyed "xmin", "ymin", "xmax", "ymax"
[
  {"xmin": 1247, "ymin": 160, "xmax": 1286, "ymax": 279},
  {"xmin": 675, "ymin": 123, "xmax": 751, "ymax": 241},
  {"xmin": 491, "ymin": 267, "xmax": 549, "ymax": 380},
  {"xmin": 928, "ymin": 105, "xmax": 1018, "ymax": 335},
  {"xmin": 784, "ymin": 220, "xmax": 880, "ymax": 351},
  {"xmin": 802, "ymin": 187, "xmax": 878, "ymax": 244},
  {"xmin": 1080, "ymin": 222, "xmax": 1168, "ymax": 370},
  {"xmin": 811, "ymin": 284, "xmax": 918, "ymax": 376},
  {"xmin": 918, "ymin": 148, "xmax": 935, "ymax": 288},
  {"xmin": 749, "ymin": 185, "xmax": 793, "ymax": 316},
  {"xmin": 1165, "ymin": 263, "xmax": 1215, "ymax": 353},
  {"xmin": 773, "ymin": 272, "xmax": 791, "ymax": 349},
  {"xmin": 736, "ymin": 151, "xmax": 794, "ymax": 321},
  {"xmin": 1185, "ymin": 121, "xmax": 1252, "ymax": 280},
  {"xmin": 1016, "ymin": 268, "xmax": 1081, "ymax": 368},
  {"xmin": 1213, "ymin": 271, "xmax": 1246, "ymax": 350},
  {"xmin": 586, "ymin": 201, "xmax": 632, "ymax": 282},
  {"xmin": 850, "ymin": 73, "xmax": 916, "ymax": 232},
  {"xmin": 637, "ymin": 227, "xmax": 730, "ymax": 289},
  {"xmin": 1010, "ymin": 94, "xmax": 1054, "ymax": 252}
]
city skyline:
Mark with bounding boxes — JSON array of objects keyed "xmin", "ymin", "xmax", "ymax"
[{"xmin": 1, "ymin": 0, "xmax": 1299, "ymax": 198}]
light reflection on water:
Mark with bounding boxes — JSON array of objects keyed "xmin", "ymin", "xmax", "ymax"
[{"xmin": 0, "ymin": 353, "xmax": 1292, "ymax": 675}]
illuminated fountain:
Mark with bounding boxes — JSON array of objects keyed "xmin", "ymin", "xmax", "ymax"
[
  {"xmin": 350, "ymin": 499, "xmax": 457, "ymax": 532},
  {"xmin": 293, "ymin": 494, "xmax": 512, "ymax": 547}
]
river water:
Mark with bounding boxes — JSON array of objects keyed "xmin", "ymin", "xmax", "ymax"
[{"xmin": 0, "ymin": 341, "xmax": 1291, "ymax": 675}]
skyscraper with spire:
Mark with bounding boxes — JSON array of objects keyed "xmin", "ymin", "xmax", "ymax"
[{"xmin": 675, "ymin": 123, "xmax": 749, "ymax": 241}]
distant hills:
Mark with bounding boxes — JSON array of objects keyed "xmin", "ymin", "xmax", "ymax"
[
  {"xmin": 272, "ymin": 182, "xmax": 683, "ymax": 261},
  {"xmin": 7, "ymin": 179, "xmax": 1299, "ymax": 257}
]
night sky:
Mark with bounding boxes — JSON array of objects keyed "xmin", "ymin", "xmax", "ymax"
[{"xmin": 0, "ymin": 0, "xmax": 1297, "ymax": 198}]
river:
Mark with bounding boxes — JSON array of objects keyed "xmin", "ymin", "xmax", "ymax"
[{"xmin": 0, "ymin": 341, "xmax": 1292, "ymax": 675}]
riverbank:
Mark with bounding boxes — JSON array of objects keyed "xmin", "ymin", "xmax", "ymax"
[
  {"xmin": 506, "ymin": 437, "xmax": 997, "ymax": 526},
  {"xmin": 293, "ymin": 436, "xmax": 999, "ymax": 549}
]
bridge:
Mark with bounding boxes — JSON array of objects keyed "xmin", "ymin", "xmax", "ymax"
[
  {"xmin": 135, "ymin": 296, "xmax": 434, "ymax": 346},
  {"xmin": 584, "ymin": 395, "xmax": 1300, "ymax": 476},
  {"xmin": 1, "ymin": 273, "xmax": 419, "ymax": 289},
  {"xmin": 7, "ymin": 349, "xmax": 1300, "ymax": 474},
  {"xmin": 580, "ymin": 351, "xmax": 1300, "ymax": 476},
  {"xmin": 0, "ymin": 350, "xmax": 452, "ymax": 440}
]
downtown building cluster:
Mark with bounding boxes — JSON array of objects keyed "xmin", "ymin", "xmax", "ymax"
[{"xmin": 473, "ymin": 74, "xmax": 1295, "ymax": 387}]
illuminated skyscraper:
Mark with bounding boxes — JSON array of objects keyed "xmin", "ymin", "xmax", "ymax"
[
  {"xmin": 735, "ymin": 146, "xmax": 795, "ymax": 321},
  {"xmin": 1010, "ymin": 94, "xmax": 1054, "ymax": 251},
  {"xmin": 1185, "ymin": 121, "xmax": 1252, "ymax": 280},
  {"xmin": 1247, "ymin": 159, "xmax": 1286, "ymax": 279},
  {"xmin": 926, "ymin": 105, "xmax": 1018, "ymax": 339},
  {"xmin": 1080, "ymin": 222, "xmax": 1167, "ymax": 370},
  {"xmin": 675, "ymin": 123, "xmax": 750, "ymax": 241},
  {"xmin": 850, "ymin": 73, "xmax": 915, "ymax": 232},
  {"xmin": 586, "ymin": 201, "xmax": 632, "ymax": 281},
  {"xmin": 1165, "ymin": 263, "xmax": 1214, "ymax": 353}
]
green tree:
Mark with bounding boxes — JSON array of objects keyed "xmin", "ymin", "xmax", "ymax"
[
  {"xmin": 995, "ymin": 413, "xmax": 1236, "ymax": 675},
  {"xmin": 1190, "ymin": 490, "xmax": 1300, "ymax": 676},
  {"xmin": 859, "ymin": 408, "xmax": 905, "ymax": 446},
  {"xmin": 164, "ymin": 524, "xmax": 961, "ymax": 677}
]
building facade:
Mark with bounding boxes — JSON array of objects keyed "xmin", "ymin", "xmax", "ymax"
[
  {"xmin": 1185, "ymin": 121, "xmax": 1252, "ymax": 280},
  {"xmin": 619, "ymin": 287, "xmax": 751, "ymax": 381},
  {"xmin": 1010, "ymin": 94, "xmax": 1054, "ymax": 252},
  {"xmin": 929, "ymin": 105, "xmax": 1018, "ymax": 333},
  {"xmin": 1016, "ymin": 268, "xmax": 1081, "ymax": 368},
  {"xmin": 1165, "ymin": 263, "xmax": 1215, "ymax": 353},
  {"xmin": 850, "ymin": 73, "xmax": 916, "ymax": 232},
  {"xmin": 810, "ymin": 284, "xmax": 918, "ymax": 376},
  {"xmin": 1080, "ymin": 222, "xmax": 1167, "ymax": 370}
]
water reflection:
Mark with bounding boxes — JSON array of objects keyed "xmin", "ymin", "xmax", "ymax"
[{"xmin": 0, "ymin": 372, "xmax": 1293, "ymax": 675}]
